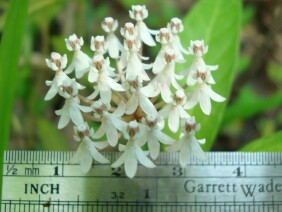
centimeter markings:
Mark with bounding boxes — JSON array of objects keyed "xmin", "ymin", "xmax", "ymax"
[
  {"xmin": 2, "ymin": 151, "xmax": 282, "ymax": 212},
  {"xmin": 4, "ymin": 151, "xmax": 282, "ymax": 165}
]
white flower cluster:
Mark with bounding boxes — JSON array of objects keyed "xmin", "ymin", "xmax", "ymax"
[{"xmin": 44, "ymin": 5, "xmax": 225, "ymax": 178}]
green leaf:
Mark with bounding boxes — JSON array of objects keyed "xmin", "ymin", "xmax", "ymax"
[
  {"xmin": 222, "ymin": 86, "xmax": 282, "ymax": 125},
  {"xmin": 178, "ymin": 0, "xmax": 242, "ymax": 150},
  {"xmin": 0, "ymin": 0, "xmax": 29, "ymax": 200},
  {"xmin": 241, "ymin": 131, "xmax": 282, "ymax": 151}
]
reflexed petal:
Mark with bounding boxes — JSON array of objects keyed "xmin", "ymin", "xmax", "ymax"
[
  {"xmin": 125, "ymin": 147, "xmax": 138, "ymax": 178},
  {"xmin": 168, "ymin": 108, "xmax": 179, "ymax": 133},
  {"xmin": 199, "ymin": 88, "xmax": 211, "ymax": 115},
  {"xmin": 93, "ymin": 121, "xmax": 106, "ymax": 138},
  {"xmin": 159, "ymin": 105, "xmax": 172, "ymax": 119},
  {"xmin": 111, "ymin": 116, "xmax": 127, "ymax": 132},
  {"xmin": 156, "ymin": 131, "xmax": 175, "ymax": 145},
  {"xmin": 107, "ymin": 34, "xmax": 120, "ymax": 59},
  {"xmin": 152, "ymin": 51, "xmax": 165, "ymax": 74},
  {"xmin": 184, "ymin": 91, "xmax": 199, "ymax": 110},
  {"xmin": 166, "ymin": 138, "xmax": 183, "ymax": 152},
  {"xmin": 138, "ymin": 22, "xmax": 156, "ymax": 46},
  {"xmin": 57, "ymin": 105, "xmax": 71, "ymax": 129},
  {"xmin": 69, "ymin": 142, "xmax": 84, "ymax": 164},
  {"xmin": 148, "ymin": 135, "xmax": 160, "ymax": 160},
  {"xmin": 80, "ymin": 150, "xmax": 93, "ymax": 173},
  {"xmin": 64, "ymin": 61, "xmax": 75, "ymax": 74},
  {"xmin": 125, "ymin": 94, "xmax": 138, "ymax": 114},
  {"xmin": 105, "ymin": 121, "xmax": 118, "ymax": 147},
  {"xmin": 44, "ymin": 84, "xmax": 58, "ymax": 101},
  {"xmin": 139, "ymin": 94, "xmax": 157, "ymax": 116},
  {"xmin": 160, "ymin": 84, "xmax": 172, "ymax": 103},
  {"xmin": 79, "ymin": 105, "xmax": 92, "ymax": 113},
  {"xmin": 100, "ymin": 89, "xmax": 112, "ymax": 105},
  {"xmin": 94, "ymin": 141, "xmax": 108, "ymax": 149},
  {"xmin": 191, "ymin": 138, "xmax": 206, "ymax": 160},
  {"xmin": 206, "ymin": 85, "xmax": 225, "ymax": 102},
  {"xmin": 88, "ymin": 88, "xmax": 99, "ymax": 100},
  {"xmin": 178, "ymin": 106, "xmax": 190, "ymax": 119},
  {"xmin": 108, "ymin": 77, "xmax": 125, "ymax": 91},
  {"xmin": 88, "ymin": 67, "xmax": 98, "ymax": 83},
  {"xmin": 179, "ymin": 139, "xmax": 191, "ymax": 168},
  {"xmin": 111, "ymin": 151, "xmax": 126, "ymax": 168},
  {"xmin": 70, "ymin": 102, "xmax": 84, "ymax": 126},
  {"xmin": 135, "ymin": 144, "xmax": 156, "ymax": 168},
  {"xmin": 113, "ymin": 101, "xmax": 125, "ymax": 117},
  {"xmin": 140, "ymin": 83, "xmax": 159, "ymax": 98},
  {"xmin": 88, "ymin": 141, "xmax": 109, "ymax": 163}
]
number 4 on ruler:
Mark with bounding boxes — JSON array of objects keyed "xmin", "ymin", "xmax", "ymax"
[{"xmin": 233, "ymin": 167, "xmax": 244, "ymax": 177}]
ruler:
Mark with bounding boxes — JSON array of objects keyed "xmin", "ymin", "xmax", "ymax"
[{"xmin": 1, "ymin": 151, "xmax": 282, "ymax": 212}]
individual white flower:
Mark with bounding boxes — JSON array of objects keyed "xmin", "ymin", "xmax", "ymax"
[
  {"xmin": 129, "ymin": 5, "xmax": 156, "ymax": 46},
  {"xmin": 167, "ymin": 18, "xmax": 188, "ymax": 62},
  {"xmin": 120, "ymin": 22, "xmax": 138, "ymax": 39},
  {"xmin": 45, "ymin": 52, "xmax": 70, "ymax": 100},
  {"xmin": 166, "ymin": 117, "xmax": 206, "ymax": 167},
  {"xmin": 153, "ymin": 28, "xmax": 173, "ymax": 74},
  {"xmin": 125, "ymin": 77, "xmax": 157, "ymax": 116},
  {"xmin": 124, "ymin": 37, "xmax": 151, "ymax": 83},
  {"xmin": 88, "ymin": 55, "xmax": 124, "ymax": 106},
  {"xmin": 159, "ymin": 90, "xmax": 190, "ymax": 133},
  {"xmin": 45, "ymin": 52, "xmax": 67, "ymax": 71},
  {"xmin": 92, "ymin": 100, "xmax": 127, "ymax": 147},
  {"xmin": 187, "ymin": 40, "xmax": 208, "ymax": 57},
  {"xmin": 184, "ymin": 68, "xmax": 225, "ymax": 115},
  {"xmin": 64, "ymin": 34, "xmax": 91, "ymax": 79},
  {"xmin": 142, "ymin": 49, "xmax": 183, "ymax": 103},
  {"xmin": 111, "ymin": 120, "xmax": 156, "ymax": 178},
  {"xmin": 90, "ymin": 35, "xmax": 107, "ymax": 56},
  {"xmin": 139, "ymin": 115, "xmax": 175, "ymax": 160},
  {"xmin": 71, "ymin": 122, "xmax": 109, "ymax": 173},
  {"xmin": 102, "ymin": 17, "xmax": 123, "ymax": 59},
  {"xmin": 55, "ymin": 78, "xmax": 91, "ymax": 129}
]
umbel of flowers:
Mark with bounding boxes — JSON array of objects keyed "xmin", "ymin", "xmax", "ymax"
[{"xmin": 45, "ymin": 5, "xmax": 225, "ymax": 178}]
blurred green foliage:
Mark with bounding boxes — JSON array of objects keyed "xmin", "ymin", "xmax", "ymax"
[{"xmin": 0, "ymin": 0, "xmax": 281, "ymax": 154}]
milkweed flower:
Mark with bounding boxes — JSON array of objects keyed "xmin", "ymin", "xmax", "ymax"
[
  {"xmin": 111, "ymin": 120, "xmax": 156, "ymax": 178},
  {"xmin": 55, "ymin": 78, "xmax": 91, "ymax": 129},
  {"xmin": 159, "ymin": 90, "xmax": 190, "ymax": 133},
  {"xmin": 184, "ymin": 65, "xmax": 225, "ymax": 115},
  {"xmin": 71, "ymin": 122, "xmax": 109, "ymax": 173},
  {"xmin": 90, "ymin": 35, "xmax": 108, "ymax": 56},
  {"xmin": 102, "ymin": 17, "xmax": 123, "ymax": 59},
  {"xmin": 45, "ymin": 52, "xmax": 69, "ymax": 100},
  {"xmin": 92, "ymin": 100, "xmax": 127, "ymax": 147},
  {"xmin": 139, "ymin": 115, "xmax": 175, "ymax": 160},
  {"xmin": 129, "ymin": 5, "xmax": 156, "ymax": 46},
  {"xmin": 166, "ymin": 117, "xmax": 206, "ymax": 167},
  {"xmin": 64, "ymin": 34, "xmax": 91, "ymax": 79}
]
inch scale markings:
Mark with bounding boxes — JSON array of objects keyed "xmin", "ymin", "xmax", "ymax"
[{"xmin": 1, "ymin": 151, "xmax": 282, "ymax": 212}]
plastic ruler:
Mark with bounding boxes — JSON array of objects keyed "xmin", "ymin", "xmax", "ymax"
[{"xmin": 1, "ymin": 151, "xmax": 282, "ymax": 212}]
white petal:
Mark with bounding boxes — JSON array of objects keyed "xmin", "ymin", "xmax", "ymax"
[
  {"xmin": 100, "ymin": 88, "xmax": 111, "ymax": 106},
  {"xmin": 155, "ymin": 131, "xmax": 175, "ymax": 145},
  {"xmin": 158, "ymin": 105, "xmax": 171, "ymax": 119},
  {"xmin": 79, "ymin": 105, "xmax": 92, "ymax": 113},
  {"xmin": 113, "ymin": 101, "xmax": 125, "ymax": 117},
  {"xmin": 107, "ymin": 34, "xmax": 120, "ymax": 58},
  {"xmin": 178, "ymin": 106, "xmax": 190, "ymax": 119},
  {"xmin": 166, "ymin": 138, "xmax": 183, "ymax": 152},
  {"xmin": 111, "ymin": 151, "xmax": 126, "ymax": 168},
  {"xmin": 135, "ymin": 144, "xmax": 156, "ymax": 168},
  {"xmin": 105, "ymin": 121, "xmax": 118, "ymax": 147},
  {"xmin": 138, "ymin": 22, "xmax": 156, "ymax": 46},
  {"xmin": 88, "ymin": 67, "xmax": 99, "ymax": 83},
  {"xmin": 191, "ymin": 138, "xmax": 206, "ymax": 160},
  {"xmin": 206, "ymin": 85, "xmax": 225, "ymax": 102},
  {"xmin": 124, "ymin": 147, "xmax": 138, "ymax": 178},
  {"xmin": 168, "ymin": 108, "xmax": 179, "ymax": 133},
  {"xmin": 148, "ymin": 135, "xmax": 160, "ymax": 160},
  {"xmin": 88, "ymin": 88, "xmax": 99, "ymax": 100},
  {"xmin": 94, "ymin": 141, "xmax": 109, "ymax": 149},
  {"xmin": 64, "ymin": 61, "xmax": 75, "ymax": 74},
  {"xmin": 139, "ymin": 94, "xmax": 157, "ymax": 116},
  {"xmin": 108, "ymin": 77, "xmax": 125, "ymax": 91},
  {"xmin": 141, "ymin": 83, "xmax": 159, "ymax": 98},
  {"xmin": 179, "ymin": 139, "xmax": 191, "ymax": 168},
  {"xmin": 199, "ymin": 88, "xmax": 211, "ymax": 115},
  {"xmin": 184, "ymin": 91, "xmax": 199, "ymax": 110},
  {"xmin": 152, "ymin": 51, "xmax": 165, "ymax": 74},
  {"xmin": 125, "ymin": 94, "xmax": 138, "ymax": 114},
  {"xmin": 57, "ymin": 105, "xmax": 71, "ymax": 129},
  {"xmin": 44, "ymin": 83, "xmax": 58, "ymax": 101},
  {"xmin": 70, "ymin": 102, "xmax": 84, "ymax": 126},
  {"xmin": 93, "ymin": 121, "xmax": 106, "ymax": 138},
  {"xmin": 87, "ymin": 140, "xmax": 109, "ymax": 163},
  {"xmin": 111, "ymin": 116, "xmax": 127, "ymax": 132}
]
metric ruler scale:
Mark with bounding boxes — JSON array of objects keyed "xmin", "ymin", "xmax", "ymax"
[{"xmin": 1, "ymin": 151, "xmax": 282, "ymax": 212}]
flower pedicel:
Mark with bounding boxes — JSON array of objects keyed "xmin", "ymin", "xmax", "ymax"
[{"xmin": 44, "ymin": 5, "xmax": 225, "ymax": 178}]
